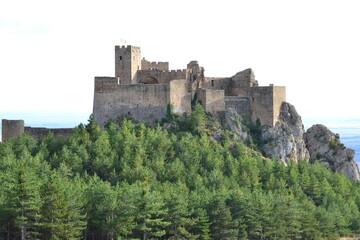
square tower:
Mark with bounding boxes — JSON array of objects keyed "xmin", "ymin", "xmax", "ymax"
[{"xmin": 115, "ymin": 45, "xmax": 141, "ymax": 84}]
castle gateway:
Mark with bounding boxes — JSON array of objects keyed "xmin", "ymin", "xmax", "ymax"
[{"xmin": 93, "ymin": 45, "xmax": 286, "ymax": 127}]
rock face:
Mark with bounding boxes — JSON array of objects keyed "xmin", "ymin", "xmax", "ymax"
[
  {"xmin": 224, "ymin": 108, "xmax": 248, "ymax": 141},
  {"xmin": 304, "ymin": 124, "xmax": 360, "ymax": 181},
  {"xmin": 260, "ymin": 102, "xmax": 309, "ymax": 164}
]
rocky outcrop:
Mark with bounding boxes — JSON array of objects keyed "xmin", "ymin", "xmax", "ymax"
[
  {"xmin": 224, "ymin": 108, "xmax": 248, "ymax": 141},
  {"xmin": 304, "ymin": 124, "xmax": 360, "ymax": 181},
  {"xmin": 260, "ymin": 102, "xmax": 309, "ymax": 164}
]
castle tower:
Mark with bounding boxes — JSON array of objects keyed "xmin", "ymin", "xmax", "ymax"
[
  {"xmin": 115, "ymin": 45, "xmax": 141, "ymax": 84},
  {"xmin": 2, "ymin": 119, "xmax": 25, "ymax": 142}
]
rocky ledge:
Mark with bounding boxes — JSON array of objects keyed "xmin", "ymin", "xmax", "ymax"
[{"xmin": 304, "ymin": 124, "xmax": 360, "ymax": 181}]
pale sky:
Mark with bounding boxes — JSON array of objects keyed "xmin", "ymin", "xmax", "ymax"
[{"xmin": 1, "ymin": 0, "xmax": 360, "ymax": 121}]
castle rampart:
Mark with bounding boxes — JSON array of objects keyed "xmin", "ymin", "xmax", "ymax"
[
  {"xmin": 93, "ymin": 83, "xmax": 171, "ymax": 126},
  {"xmin": 137, "ymin": 69, "xmax": 186, "ymax": 84},
  {"xmin": 1, "ymin": 119, "xmax": 73, "ymax": 142},
  {"xmin": 2, "ymin": 119, "xmax": 24, "ymax": 142},
  {"xmin": 141, "ymin": 58, "xmax": 169, "ymax": 71}
]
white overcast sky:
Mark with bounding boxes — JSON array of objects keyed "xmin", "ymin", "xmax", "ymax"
[{"xmin": 1, "ymin": 0, "xmax": 360, "ymax": 120}]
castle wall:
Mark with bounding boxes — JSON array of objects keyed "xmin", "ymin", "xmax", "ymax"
[
  {"xmin": 203, "ymin": 77, "xmax": 232, "ymax": 95},
  {"xmin": 24, "ymin": 127, "xmax": 73, "ymax": 141},
  {"xmin": 197, "ymin": 88, "xmax": 225, "ymax": 117},
  {"xmin": 137, "ymin": 69, "xmax": 186, "ymax": 84},
  {"xmin": 249, "ymin": 86, "xmax": 286, "ymax": 127},
  {"xmin": 2, "ymin": 119, "xmax": 24, "ymax": 142},
  {"xmin": 115, "ymin": 45, "xmax": 141, "ymax": 84},
  {"xmin": 225, "ymin": 97, "xmax": 250, "ymax": 119},
  {"xmin": 93, "ymin": 78, "xmax": 170, "ymax": 125},
  {"xmin": 272, "ymin": 86, "xmax": 286, "ymax": 124},
  {"xmin": 141, "ymin": 59, "xmax": 169, "ymax": 71},
  {"xmin": 231, "ymin": 68, "xmax": 257, "ymax": 97},
  {"xmin": 169, "ymin": 80, "xmax": 192, "ymax": 115},
  {"xmin": 2, "ymin": 119, "xmax": 73, "ymax": 142}
]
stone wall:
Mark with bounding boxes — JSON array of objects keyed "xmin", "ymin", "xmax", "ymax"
[
  {"xmin": 141, "ymin": 59, "xmax": 169, "ymax": 71},
  {"xmin": 24, "ymin": 127, "xmax": 73, "ymax": 140},
  {"xmin": 197, "ymin": 88, "xmax": 225, "ymax": 115},
  {"xmin": 272, "ymin": 86, "xmax": 286, "ymax": 125},
  {"xmin": 2, "ymin": 119, "xmax": 24, "ymax": 142},
  {"xmin": 249, "ymin": 86, "xmax": 286, "ymax": 127},
  {"xmin": 137, "ymin": 69, "xmax": 186, "ymax": 84},
  {"xmin": 169, "ymin": 80, "xmax": 191, "ymax": 115},
  {"xmin": 203, "ymin": 77, "xmax": 232, "ymax": 95},
  {"xmin": 2, "ymin": 119, "xmax": 73, "ymax": 142},
  {"xmin": 93, "ymin": 81, "xmax": 171, "ymax": 126},
  {"xmin": 225, "ymin": 97, "xmax": 250, "ymax": 119},
  {"xmin": 231, "ymin": 68, "xmax": 257, "ymax": 96}
]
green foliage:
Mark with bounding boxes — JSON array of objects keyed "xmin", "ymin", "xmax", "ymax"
[{"xmin": 1, "ymin": 117, "xmax": 360, "ymax": 239}]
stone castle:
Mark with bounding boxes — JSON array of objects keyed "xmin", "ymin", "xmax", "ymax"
[
  {"xmin": 2, "ymin": 45, "xmax": 286, "ymax": 142},
  {"xmin": 93, "ymin": 45, "xmax": 286, "ymax": 127}
]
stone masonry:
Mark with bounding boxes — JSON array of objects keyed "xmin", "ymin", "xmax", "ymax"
[{"xmin": 93, "ymin": 45, "xmax": 286, "ymax": 127}]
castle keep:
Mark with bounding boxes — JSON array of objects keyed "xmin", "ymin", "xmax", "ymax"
[{"xmin": 93, "ymin": 45, "xmax": 286, "ymax": 127}]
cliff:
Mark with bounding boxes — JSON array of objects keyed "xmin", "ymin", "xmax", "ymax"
[
  {"xmin": 260, "ymin": 102, "xmax": 309, "ymax": 164},
  {"xmin": 304, "ymin": 124, "xmax": 360, "ymax": 181},
  {"xmin": 254, "ymin": 102, "xmax": 360, "ymax": 181}
]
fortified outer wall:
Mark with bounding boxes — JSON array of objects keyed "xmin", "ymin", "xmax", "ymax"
[
  {"xmin": 225, "ymin": 97, "xmax": 250, "ymax": 119},
  {"xmin": 203, "ymin": 77, "xmax": 232, "ymax": 95},
  {"xmin": 2, "ymin": 119, "xmax": 73, "ymax": 142},
  {"xmin": 2, "ymin": 120, "xmax": 24, "ymax": 142},
  {"xmin": 141, "ymin": 59, "xmax": 169, "ymax": 71},
  {"xmin": 197, "ymin": 88, "xmax": 225, "ymax": 118},
  {"xmin": 249, "ymin": 86, "xmax": 286, "ymax": 127},
  {"xmin": 24, "ymin": 127, "xmax": 73, "ymax": 140},
  {"xmin": 137, "ymin": 69, "xmax": 186, "ymax": 84},
  {"xmin": 93, "ymin": 77, "xmax": 171, "ymax": 126},
  {"xmin": 169, "ymin": 80, "xmax": 192, "ymax": 114}
]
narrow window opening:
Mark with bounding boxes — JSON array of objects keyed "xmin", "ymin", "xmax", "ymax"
[
  {"xmin": 211, "ymin": 80, "xmax": 214, "ymax": 87},
  {"xmin": 119, "ymin": 56, "xmax": 123, "ymax": 60},
  {"xmin": 252, "ymin": 97, "xmax": 255, "ymax": 102},
  {"xmin": 128, "ymin": 112, "xmax": 130, "ymax": 115}
]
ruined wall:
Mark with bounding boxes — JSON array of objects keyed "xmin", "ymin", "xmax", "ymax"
[
  {"xmin": 24, "ymin": 127, "xmax": 73, "ymax": 141},
  {"xmin": 141, "ymin": 59, "xmax": 169, "ymax": 71},
  {"xmin": 169, "ymin": 80, "xmax": 191, "ymax": 115},
  {"xmin": 203, "ymin": 77, "xmax": 232, "ymax": 95},
  {"xmin": 225, "ymin": 97, "xmax": 250, "ymax": 119},
  {"xmin": 231, "ymin": 68, "xmax": 258, "ymax": 96},
  {"xmin": 115, "ymin": 45, "xmax": 141, "ymax": 84},
  {"xmin": 137, "ymin": 69, "xmax": 186, "ymax": 84},
  {"xmin": 249, "ymin": 86, "xmax": 286, "ymax": 127},
  {"xmin": 2, "ymin": 119, "xmax": 24, "ymax": 142},
  {"xmin": 197, "ymin": 88, "xmax": 225, "ymax": 116},
  {"xmin": 93, "ymin": 77, "xmax": 170, "ymax": 126}
]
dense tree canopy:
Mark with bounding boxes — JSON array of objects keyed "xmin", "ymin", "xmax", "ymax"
[{"xmin": 1, "ymin": 105, "xmax": 360, "ymax": 239}]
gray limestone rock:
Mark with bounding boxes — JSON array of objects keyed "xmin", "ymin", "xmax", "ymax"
[
  {"xmin": 260, "ymin": 102, "xmax": 309, "ymax": 164},
  {"xmin": 224, "ymin": 108, "xmax": 248, "ymax": 141},
  {"xmin": 304, "ymin": 124, "xmax": 360, "ymax": 181}
]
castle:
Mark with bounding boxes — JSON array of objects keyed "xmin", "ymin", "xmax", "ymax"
[
  {"xmin": 2, "ymin": 45, "xmax": 286, "ymax": 142},
  {"xmin": 93, "ymin": 45, "xmax": 286, "ymax": 127}
]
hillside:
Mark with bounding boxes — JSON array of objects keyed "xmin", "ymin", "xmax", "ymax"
[{"xmin": 1, "ymin": 105, "xmax": 360, "ymax": 239}]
